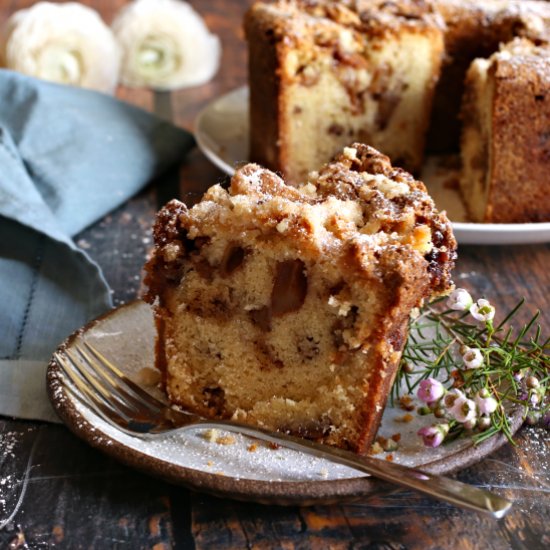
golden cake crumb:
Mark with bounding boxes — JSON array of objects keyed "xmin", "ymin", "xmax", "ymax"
[{"xmin": 216, "ymin": 435, "xmax": 236, "ymax": 446}]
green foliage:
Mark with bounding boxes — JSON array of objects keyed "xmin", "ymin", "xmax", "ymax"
[{"xmin": 394, "ymin": 297, "xmax": 549, "ymax": 444}]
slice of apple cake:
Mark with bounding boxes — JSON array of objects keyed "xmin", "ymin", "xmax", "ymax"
[{"xmin": 144, "ymin": 143, "xmax": 456, "ymax": 453}]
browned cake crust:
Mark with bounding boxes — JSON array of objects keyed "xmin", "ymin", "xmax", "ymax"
[
  {"xmin": 428, "ymin": 0, "xmax": 550, "ymax": 152},
  {"xmin": 460, "ymin": 39, "xmax": 550, "ymax": 223},
  {"xmin": 145, "ymin": 144, "xmax": 456, "ymax": 454}
]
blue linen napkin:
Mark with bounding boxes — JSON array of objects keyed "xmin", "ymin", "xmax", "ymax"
[{"xmin": 0, "ymin": 70, "xmax": 194, "ymax": 422}]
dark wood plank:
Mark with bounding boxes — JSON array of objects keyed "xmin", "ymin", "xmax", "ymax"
[{"xmin": 0, "ymin": 421, "xmax": 177, "ymax": 548}]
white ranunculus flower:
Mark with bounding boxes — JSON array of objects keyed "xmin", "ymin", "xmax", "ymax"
[
  {"xmin": 112, "ymin": 0, "xmax": 221, "ymax": 90},
  {"xmin": 1, "ymin": 2, "xmax": 120, "ymax": 94}
]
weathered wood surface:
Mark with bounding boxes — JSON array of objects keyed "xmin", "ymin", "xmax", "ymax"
[{"xmin": 1, "ymin": 1, "xmax": 549, "ymax": 548}]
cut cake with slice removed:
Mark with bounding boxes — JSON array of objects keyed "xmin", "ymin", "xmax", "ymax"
[
  {"xmin": 245, "ymin": 0, "xmax": 445, "ymax": 181},
  {"xmin": 460, "ymin": 38, "xmax": 550, "ymax": 223},
  {"xmin": 144, "ymin": 143, "xmax": 457, "ymax": 454}
]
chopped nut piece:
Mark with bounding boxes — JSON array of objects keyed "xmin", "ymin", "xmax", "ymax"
[
  {"xmin": 369, "ymin": 441, "xmax": 384, "ymax": 455},
  {"xmin": 399, "ymin": 395, "xmax": 415, "ymax": 411},
  {"xmin": 216, "ymin": 435, "xmax": 236, "ymax": 446}
]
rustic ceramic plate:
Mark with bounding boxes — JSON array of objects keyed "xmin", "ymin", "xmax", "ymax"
[
  {"xmin": 195, "ymin": 86, "xmax": 550, "ymax": 246},
  {"xmin": 47, "ymin": 300, "xmax": 524, "ymax": 505}
]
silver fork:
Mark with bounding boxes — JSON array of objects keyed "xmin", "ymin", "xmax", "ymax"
[{"xmin": 53, "ymin": 341, "xmax": 512, "ymax": 518}]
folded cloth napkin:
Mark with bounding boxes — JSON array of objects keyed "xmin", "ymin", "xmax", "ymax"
[{"xmin": 0, "ymin": 70, "xmax": 194, "ymax": 422}]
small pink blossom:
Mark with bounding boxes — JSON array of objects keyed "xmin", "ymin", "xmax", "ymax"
[
  {"xmin": 475, "ymin": 389, "xmax": 498, "ymax": 415},
  {"xmin": 470, "ymin": 299, "xmax": 495, "ymax": 323},
  {"xmin": 417, "ymin": 378, "xmax": 445, "ymax": 404},
  {"xmin": 448, "ymin": 288, "xmax": 473, "ymax": 311},
  {"xmin": 417, "ymin": 424, "xmax": 449, "ymax": 448},
  {"xmin": 449, "ymin": 395, "xmax": 477, "ymax": 423},
  {"xmin": 462, "ymin": 347, "xmax": 483, "ymax": 369},
  {"xmin": 442, "ymin": 388, "xmax": 464, "ymax": 410}
]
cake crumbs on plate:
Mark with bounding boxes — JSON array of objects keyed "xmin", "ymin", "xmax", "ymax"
[
  {"xmin": 375, "ymin": 435, "xmax": 399, "ymax": 452},
  {"xmin": 201, "ymin": 428, "xmax": 219, "ymax": 442},
  {"xmin": 216, "ymin": 435, "xmax": 236, "ymax": 446},
  {"xmin": 399, "ymin": 395, "xmax": 416, "ymax": 411},
  {"xmin": 395, "ymin": 413, "xmax": 414, "ymax": 423},
  {"xmin": 369, "ymin": 441, "xmax": 384, "ymax": 455},
  {"xmin": 247, "ymin": 443, "xmax": 259, "ymax": 452},
  {"xmin": 200, "ymin": 429, "xmax": 236, "ymax": 446}
]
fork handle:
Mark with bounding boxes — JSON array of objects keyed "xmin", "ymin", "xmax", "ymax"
[{"xmin": 194, "ymin": 421, "xmax": 511, "ymax": 518}]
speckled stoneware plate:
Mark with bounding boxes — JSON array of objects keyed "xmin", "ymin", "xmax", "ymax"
[
  {"xmin": 195, "ymin": 86, "xmax": 550, "ymax": 246},
  {"xmin": 47, "ymin": 300, "xmax": 524, "ymax": 505}
]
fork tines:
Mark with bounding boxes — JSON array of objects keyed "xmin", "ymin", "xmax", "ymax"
[{"xmin": 54, "ymin": 340, "xmax": 169, "ymax": 434}]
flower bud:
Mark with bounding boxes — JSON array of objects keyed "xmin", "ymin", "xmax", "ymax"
[
  {"xmin": 417, "ymin": 378, "xmax": 445, "ymax": 404},
  {"xmin": 462, "ymin": 347, "xmax": 483, "ymax": 370},
  {"xmin": 448, "ymin": 288, "xmax": 473, "ymax": 311},
  {"xmin": 513, "ymin": 371, "xmax": 525, "ymax": 382},
  {"xmin": 463, "ymin": 418, "xmax": 477, "ymax": 431},
  {"xmin": 526, "ymin": 412, "xmax": 541, "ymax": 425},
  {"xmin": 475, "ymin": 389, "xmax": 498, "ymax": 415},
  {"xmin": 477, "ymin": 416, "xmax": 491, "ymax": 430},
  {"xmin": 530, "ymin": 392, "xmax": 541, "ymax": 406},
  {"xmin": 417, "ymin": 424, "xmax": 449, "ymax": 448},
  {"xmin": 401, "ymin": 362, "xmax": 415, "ymax": 374},
  {"xmin": 459, "ymin": 344, "xmax": 470, "ymax": 356}
]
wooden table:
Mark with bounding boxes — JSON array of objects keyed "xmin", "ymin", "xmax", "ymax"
[{"xmin": 1, "ymin": 1, "xmax": 549, "ymax": 548}]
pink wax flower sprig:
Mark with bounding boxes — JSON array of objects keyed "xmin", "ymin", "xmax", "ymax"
[
  {"xmin": 394, "ymin": 289, "xmax": 549, "ymax": 448},
  {"xmin": 417, "ymin": 378, "xmax": 445, "ymax": 405},
  {"xmin": 417, "ymin": 424, "xmax": 449, "ymax": 447}
]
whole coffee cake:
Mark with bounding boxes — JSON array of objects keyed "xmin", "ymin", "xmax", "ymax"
[
  {"xmin": 245, "ymin": 0, "xmax": 550, "ymax": 224},
  {"xmin": 144, "ymin": 144, "xmax": 456, "ymax": 454}
]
